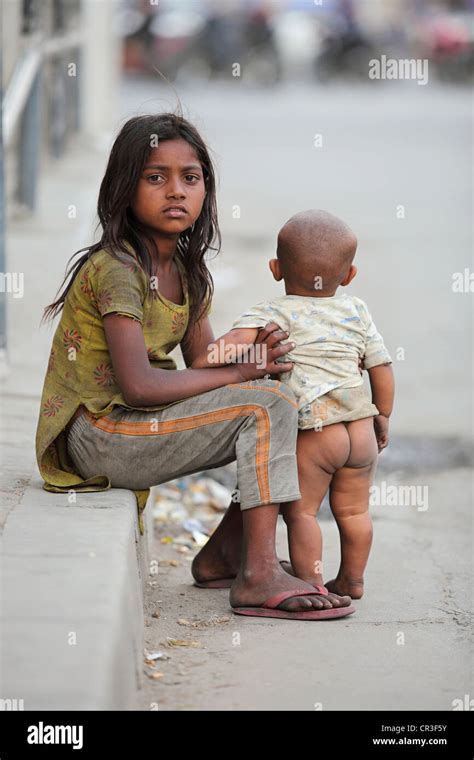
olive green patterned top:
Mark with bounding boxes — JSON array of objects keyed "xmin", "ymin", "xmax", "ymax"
[{"xmin": 35, "ymin": 243, "xmax": 196, "ymax": 530}]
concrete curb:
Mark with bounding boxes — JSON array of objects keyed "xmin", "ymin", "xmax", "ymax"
[{"xmin": 1, "ymin": 477, "xmax": 154, "ymax": 710}]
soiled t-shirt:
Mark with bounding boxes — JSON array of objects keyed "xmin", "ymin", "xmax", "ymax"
[
  {"xmin": 35, "ymin": 243, "xmax": 197, "ymax": 521},
  {"xmin": 232, "ymin": 293, "xmax": 392, "ymax": 425}
]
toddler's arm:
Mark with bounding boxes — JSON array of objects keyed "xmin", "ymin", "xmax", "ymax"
[{"xmin": 368, "ymin": 363, "xmax": 395, "ymax": 451}]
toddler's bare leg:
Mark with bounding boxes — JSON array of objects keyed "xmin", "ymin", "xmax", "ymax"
[
  {"xmin": 280, "ymin": 424, "xmax": 350, "ymax": 587},
  {"xmin": 326, "ymin": 418, "xmax": 378, "ymax": 599}
]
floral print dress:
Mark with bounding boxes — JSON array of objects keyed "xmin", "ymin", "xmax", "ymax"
[{"xmin": 35, "ymin": 244, "xmax": 195, "ymax": 519}]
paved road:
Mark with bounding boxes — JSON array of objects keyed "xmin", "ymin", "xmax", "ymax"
[{"xmin": 137, "ymin": 467, "xmax": 472, "ymax": 711}]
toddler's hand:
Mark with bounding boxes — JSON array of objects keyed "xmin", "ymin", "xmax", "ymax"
[{"xmin": 374, "ymin": 414, "xmax": 389, "ymax": 452}]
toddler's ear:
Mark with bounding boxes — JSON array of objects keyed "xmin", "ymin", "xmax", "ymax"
[
  {"xmin": 341, "ymin": 264, "xmax": 357, "ymax": 287},
  {"xmin": 269, "ymin": 258, "xmax": 282, "ymax": 281}
]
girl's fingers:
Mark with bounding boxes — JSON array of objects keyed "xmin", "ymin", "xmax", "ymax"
[
  {"xmin": 258, "ymin": 323, "xmax": 289, "ymax": 348},
  {"xmin": 266, "ymin": 333, "xmax": 290, "ymax": 352},
  {"xmin": 268, "ymin": 361, "xmax": 293, "ymax": 374},
  {"xmin": 255, "ymin": 322, "xmax": 281, "ymax": 344},
  {"xmin": 255, "ymin": 323, "xmax": 294, "ymax": 374},
  {"xmin": 269, "ymin": 341, "xmax": 294, "ymax": 360}
]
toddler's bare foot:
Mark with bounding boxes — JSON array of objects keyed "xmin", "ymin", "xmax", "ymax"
[
  {"xmin": 280, "ymin": 561, "xmax": 352, "ymax": 607},
  {"xmin": 326, "ymin": 576, "xmax": 364, "ymax": 599}
]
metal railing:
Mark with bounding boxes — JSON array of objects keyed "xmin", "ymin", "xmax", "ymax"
[{"xmin": 1, "ymin": 0, "xmax": 83, "ymax": 366}]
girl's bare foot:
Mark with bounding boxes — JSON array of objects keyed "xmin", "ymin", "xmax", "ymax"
[
  {"xmin": 229, "ymin": 561, "xmax": 340, "ymax": 612},
  {"xmin": 193, "ymin": 549, "xmax": 352, "ymax": 609}
]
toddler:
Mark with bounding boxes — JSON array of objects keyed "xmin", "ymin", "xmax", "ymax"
[{"xmin": 193, "ymin": 210, "xmax": 394, "ymax": 599}]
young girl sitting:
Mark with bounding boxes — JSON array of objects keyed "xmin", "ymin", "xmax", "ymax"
[{"xmin": 36, "ymin": 114, "xmax": 354, "ymax": 621}]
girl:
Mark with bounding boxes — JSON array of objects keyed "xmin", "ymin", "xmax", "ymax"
[{"xmin": 36, "ymin": 113, "xmax": 353, "ymax": 620}]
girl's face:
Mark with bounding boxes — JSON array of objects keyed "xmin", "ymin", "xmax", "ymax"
[{"xmin": 131, "ymin": 138, "xmax": 206, "ymax": 237}]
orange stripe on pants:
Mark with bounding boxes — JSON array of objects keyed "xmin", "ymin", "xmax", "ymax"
[{"xmin": 86, "ymin": 404, "xmax": 272, "ymax": 504}]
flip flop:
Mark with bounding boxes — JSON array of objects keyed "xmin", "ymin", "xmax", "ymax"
[
  {"xmin": 232, "ymin": 588, "xmax": 356, "ymax": 621},
  {"xmin": 193, "ymin": 560, "xmax": 291, "ymax": 589}
]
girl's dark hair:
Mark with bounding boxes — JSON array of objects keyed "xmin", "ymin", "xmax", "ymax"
[{"xmin": 42, "ymin": 113, "xmax": 220, "ymax": 327}]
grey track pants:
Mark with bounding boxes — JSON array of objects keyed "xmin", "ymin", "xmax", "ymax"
[{"xmin": 67, "ymin": 379, "xmax": 301, "ymax": 510}]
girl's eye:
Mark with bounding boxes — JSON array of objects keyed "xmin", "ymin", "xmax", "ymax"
[
  {"xmin": 147, "ymin": 174, "xmax": 164, "ymax": 183},
  {"xmin": 185, "ymin": 175, "xmax": 200, "ymax": 183}
]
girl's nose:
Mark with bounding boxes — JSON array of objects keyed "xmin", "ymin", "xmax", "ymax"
[{"xmin": 166, "ymin": 180, "xmax": 186, "ymax": 199}]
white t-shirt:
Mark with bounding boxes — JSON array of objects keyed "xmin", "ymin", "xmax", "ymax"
[{"xmin": 232, "ymin": 293, "xmax": 392, "ymax": 416}]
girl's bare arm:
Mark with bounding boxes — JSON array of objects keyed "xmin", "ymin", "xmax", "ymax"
[
  {"xmin": 103, "ymin": 314, "xmax": 293, "ymax": 407},
  {"xmin": 180, "ymin": 314, "xmax": 216, "ymax": 368},
  {"xmin": 191, "ymin": 327, "xmax": 260, "ymax": 368}
]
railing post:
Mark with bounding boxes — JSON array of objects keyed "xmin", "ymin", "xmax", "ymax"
[
  {"xmin": 18, "ymin": 67, "xmax": 42, "ymax": 210},
  {"xmin": 0, "ymin": 53, "xmax": 7, "ymax": 372}
]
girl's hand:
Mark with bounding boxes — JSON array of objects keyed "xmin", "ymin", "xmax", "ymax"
[{"xmin": 234, "ymin": 322, "xmax": 294, "ymax": 382}]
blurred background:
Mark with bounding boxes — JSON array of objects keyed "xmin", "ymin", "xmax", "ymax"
[{"xmin": 1, "ymin": 0, "xmax": 472, "ymax": 442}]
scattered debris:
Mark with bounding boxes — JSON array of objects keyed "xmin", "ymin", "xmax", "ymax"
[
  {"xmin": 177, "ymin": 616, "xmax": 231, "ymax": 629},
  {"xmin": 166, "ymin": 638, "xmax": 202, "ymax": 648},
  {"xmin": 152, "ymin": 609, "xmax": 161, "ymax": 619},
  {"xmin": 173, "ymin": 535, "xmax": 194, "ymax": 548},
  {"xmin": 144, "ymin": 649, "xmax": 170, "ymax": 661},
  {"xmin": 153, "ymin": 475, "xmax": 234, "ymax": 530},
  {"xmin": 183, "ymin": 518, "xmax": 209, "ymax": 535},
  {"xmin": 183, "ymin": 518, "xmax": 210, "ymax": 546},
  {"xmin": 146, "ymin": 671, "xmax": 165, "ymax": 680}
]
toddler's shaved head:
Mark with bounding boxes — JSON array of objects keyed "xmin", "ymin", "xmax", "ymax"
[{"xmin": 277, "ymin": 210, "xmax": 357, "ymax": 292}]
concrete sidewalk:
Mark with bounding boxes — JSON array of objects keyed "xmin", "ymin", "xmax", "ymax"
[
  {"xmin": 0, "ymin": 136, "xmax": 154, "ymax": 710},
  {"xmin": 137, "ymin": 464, "xmax": 473, "ymax": 711}
]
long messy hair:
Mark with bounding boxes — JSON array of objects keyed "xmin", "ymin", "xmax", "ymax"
[{"xmin": 42, "ymin": 113, "xmax": 220, "ymax": 327}]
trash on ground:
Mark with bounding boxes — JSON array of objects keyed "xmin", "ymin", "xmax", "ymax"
[
  {"xmin": 146, "ymin": 671, "xmax": 165, "ymax": 680},
  {"xmin": 183, "ymin": 518, "xmax": 209, "ymax": 535},
  {"xmin": 173, "ymin": 535, "xmax": 194, "ymax": 548},
  {"xmin": 177, "ymin": 616, "xmax": 231, "ymax": 628},
  {"xmin": 166, "ymin": 638, "xmax": 202, "ymax": 648},
  {"xmin": 153, "ymin": 475, "xmax": 234, "ymax": 529},
  {"xmin": 144, "ymin": 649, "xmax": 170, "ymax": 661}
]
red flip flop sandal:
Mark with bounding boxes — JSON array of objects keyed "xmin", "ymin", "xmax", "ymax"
[{"xmin": 232, "ymin": 588, "xmax": 356, "ymax": 620}]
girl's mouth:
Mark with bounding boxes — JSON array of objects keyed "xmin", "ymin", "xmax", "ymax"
[{"xmin": 162, "ymin": 207, "xmax": 187, "ymax": 218}]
